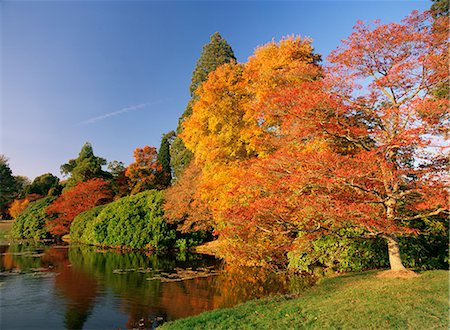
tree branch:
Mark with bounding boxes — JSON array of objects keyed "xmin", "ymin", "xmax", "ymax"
[{"xmin": 396, "ymin": 208, "xmax": 448, "ymax": 221}]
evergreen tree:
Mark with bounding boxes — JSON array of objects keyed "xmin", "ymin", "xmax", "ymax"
[
  {"xmin": 61, "ymin": 142, "xmax": 111, "ymax": 190},
  {"xmin": 156, "ymin": 131, "xmax": 175, "ymax": 188},
  {"xmin": 170, "ymin": 32, "xmax": 236, "ymax": 180},
  {"xmin": 27, "ymin": 173, "xmax": 60, "ymax": 196},
  {"xmin": 0, "ymin": 155, "xmax": 19, "ymax": 218}
]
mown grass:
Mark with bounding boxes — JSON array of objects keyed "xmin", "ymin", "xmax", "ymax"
[{"xmin": 159, "ymin": 270, "xmax": 448, "ymax": 329}]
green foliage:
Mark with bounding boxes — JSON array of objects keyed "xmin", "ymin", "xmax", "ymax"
[
  {"xmin": 72, "ymin": 190, "xmax": 176, "ymax": 250},
  {"xmin": 171, "ymin": 33, "xmax": 236, "ymax": 179},
  {"xmin": 0, "ymin": 156, "xmax": 20, "ymax": 218},
  {"xmin": 288, "ymin": 226, "xmax": 449, "ymax": 273},
  {"xmin": 11, "ymin": 196, "xmax": 56, "ymax": 240},
  {"xmin": 156, "ymin": 131, "xmax": 175, "ymax": 188},
  {"xmin": 170, "ymin": 135, "xmax": 193, "ymax": 180},
  {"xmin": 27, "ymin": 173, "xmax": 61, "ymax": 196},
  {"xmin": 189, "ymin": 32, "xmax": 236, "ymax": 97},
  {"xmin": 176, "ymin": 230, "xmax": 211, "ymax": 252},
  {"xmin": 431, "ymin": 0, "xmax": 449, "ymax": 17},
  {"xmin": 14, "ymin": 176, "xmax": 31, "ymax": 199},
  {"xmin": 70, "ymin": 205, "xmax": 106, "ymax": 244},
  {"xmin": 288, "ymin": 232, "xmax": 388, "ymax": 273},
  {"xmin": 61, "ymin": 142, "xmax": 111, "ymax": 190}
]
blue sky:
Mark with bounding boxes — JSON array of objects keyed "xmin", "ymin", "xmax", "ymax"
[{"xmin": 2, "ymin": 0, "xmax": 429, "ymax": 180}]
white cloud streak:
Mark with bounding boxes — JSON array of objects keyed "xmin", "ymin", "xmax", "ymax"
[{"xmin": 77, "ymin": 100, "xmax": 164, "ymax": 125}]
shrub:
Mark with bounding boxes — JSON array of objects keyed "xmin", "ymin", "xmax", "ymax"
[
  {"xmin": 71, "ymin": 190, "xmax": 176, "ymax": 250},
  {"xmin": 11, "ymin": 197, "xmax": 56, "ymax": 240},
  {"xmin": 70, "ymin": 205, "xmax": 106, "ymax": 244},
  {"xmin": 288, "ymin": 229, "xmax": 449, "ymax": 273},
  {"xmin": 288, "ymin": 232, "xmax": 389, "ymax": 273}
]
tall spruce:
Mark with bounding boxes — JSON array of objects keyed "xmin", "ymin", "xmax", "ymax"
[
  {"xmin": 156, "ymin": 131, "xmax": 175, "ymax": 188},
  {"xmin": 170, "ymin": 32, "xmax": 236, "ymax": 180}
]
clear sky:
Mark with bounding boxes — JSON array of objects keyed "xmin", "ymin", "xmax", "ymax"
[{"xmin": 2, "ymin": 0, "xmax": 429, "ymax": 180}]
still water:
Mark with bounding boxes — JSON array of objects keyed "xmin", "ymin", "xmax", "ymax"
[{"xmin": 0, "ymin": 242, "xmax": 314, "ymax": 329}]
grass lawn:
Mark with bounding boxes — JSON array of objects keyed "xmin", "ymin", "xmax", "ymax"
[
  {"xmin": 0, "ymin": 220, "xmax": 14, "ymax": 242},
  {"xmin": 159, "ymin": 270, "xmax": 449, "ymax": 329}
]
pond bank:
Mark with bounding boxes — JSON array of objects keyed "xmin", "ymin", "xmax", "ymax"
[{"xmin": 158, "ymin": 270, "xmax": 449, "ymax": 329}]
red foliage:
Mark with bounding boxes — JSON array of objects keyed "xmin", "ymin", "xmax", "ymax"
[{"xmin": 45, "ymin": 179, "xmax": 113, "ymax": 237}]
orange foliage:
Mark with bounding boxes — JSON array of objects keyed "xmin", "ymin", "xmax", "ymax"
[
  {"xmin": 9, "ymin": 199, "xmax": 29, "ymax": 219},
  {"xmin": 8, "ymin": 194, "xmax": 43, "ymax": 219},
  {"xmin": 176, "ymin": 36, "xmax": 322, "ymax": 257},
  {"xmin": 164, "ymin": 162, "xmax": 212, "ymax": 233},
  {"xmin": 125, "ymin": 146, "xmax": 162, "ymax": 194}
]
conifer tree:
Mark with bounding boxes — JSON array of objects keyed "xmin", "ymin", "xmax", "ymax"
[{"xmin": 156, "ymin": 131, "xmax": 174, "ymax": 188}]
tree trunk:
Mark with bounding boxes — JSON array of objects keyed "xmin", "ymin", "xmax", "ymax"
[{"xmin": 384, "ymin": 234, "xmax": 406, "ymax": 271}]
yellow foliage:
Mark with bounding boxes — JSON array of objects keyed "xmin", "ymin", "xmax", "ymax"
[{"xmin": 178, "ymin": 36, "xmax": 322, "ymax": 230}]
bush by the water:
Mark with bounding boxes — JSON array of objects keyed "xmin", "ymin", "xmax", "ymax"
[
  {"xmin": 70, "ymin": 205, "xmax": 106, "ymax": 244},
  {"xmin": 11, "ymin": 197, "xmax": 56, "ymax": 240},
  {"xmin": 70, "ymin": 190, "xmax": 176, "ymax": 250}
]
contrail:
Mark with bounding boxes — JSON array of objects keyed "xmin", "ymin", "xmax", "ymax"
[{"xmin": 77, "ymin": 100, "xmax": 164, "ymax": 125}]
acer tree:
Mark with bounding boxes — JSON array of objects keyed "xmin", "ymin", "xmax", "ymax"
[
  {"xmin": 125, "ymin": 146, "xmax": 162, "ymax": 194},
  {"xmin": 320, "ymin": 10, "xmax": 448, "ymax": 271},
  {"xmin": 45, "ymin": 178, "xmax": 113, "ymax": 237}
]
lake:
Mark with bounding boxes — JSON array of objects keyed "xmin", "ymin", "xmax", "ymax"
[{"xmin": 0, "ymin": 242, "xmax": 314, "ymax": 329}]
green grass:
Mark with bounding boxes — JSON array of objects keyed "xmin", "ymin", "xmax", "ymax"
[
  {"xmin": 0, "ymin": 220, "xmax": 14, "ymax": 242},
  {"xmin": 159, "ymin": 270, "xmax": 449, "ymax": 329}
]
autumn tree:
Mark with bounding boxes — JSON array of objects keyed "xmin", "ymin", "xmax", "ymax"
[
  {"xmin": 164, "ymin": 162, "xmax": 213, "ymax": 233},
  {"xmin": 45, "ymin": 178, "xmax": 113, "ymax": 237},
  {"xmin": 170, "ymin": 32, "xmax": 236, "ymax": 179},
  {"xmin": 9, "ymin": 194, "xmax": 43, "ymax": 219},
  {"xmin": 316, "ymin": 10, "xmax": 449, "ymax": 271},
  {"xmin": 179, "ymin": 36, "xmax": 323, "ymax": 261},
  {"xmin": 125, "ymin": 146, "xmax": 162, "ymax": 194},
  {"xmin": 219, "ymin": 12, "xmax": 448, "ymax": 270},
  {"xmin": 9, "ymin": 199, "xmax": 30, "ymax": 219},
  {"xmin": 61, "ymin": 142, "xmax": 111, "ymax": 190}
]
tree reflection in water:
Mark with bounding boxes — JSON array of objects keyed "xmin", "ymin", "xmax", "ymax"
[{"xmin": 1, "ymin": 243, "xmax": 316, "ymax": 329}]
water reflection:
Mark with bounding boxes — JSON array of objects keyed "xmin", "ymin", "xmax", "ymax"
[{"xmin": 0, "ymin": 243, "xmax": 315, "ymax": 329}]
